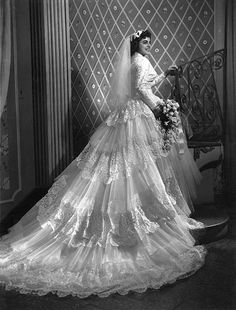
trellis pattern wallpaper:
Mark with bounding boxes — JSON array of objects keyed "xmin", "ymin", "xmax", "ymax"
[{"xmin": 69, "ymin": 0, "xmax": 214, "ymax": 152}]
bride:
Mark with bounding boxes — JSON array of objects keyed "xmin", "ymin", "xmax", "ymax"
[{"xmin": 0, "ymin": 29, "xmax": 206, "ymax": 298}]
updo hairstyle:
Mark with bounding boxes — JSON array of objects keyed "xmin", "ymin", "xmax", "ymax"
[{"xmin": 130, "ymin": 29, "xmax": 151, "ymax": 56}]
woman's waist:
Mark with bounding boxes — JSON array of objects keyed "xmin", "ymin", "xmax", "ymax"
[
  {"xmin": 118, "ymin": 98, "xmax": 152, "ymax": 115},
  {"xmin": 105, "ymin": 99, "xmax": 153, "ymax": 126}
]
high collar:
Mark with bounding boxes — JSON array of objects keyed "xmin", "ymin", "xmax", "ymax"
[{"xmin": 133, "ymin": 52, "xmax": 149, "ymax": 59}]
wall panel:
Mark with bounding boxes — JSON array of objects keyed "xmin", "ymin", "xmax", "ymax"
[{"xmin": 0, "ymin": 0, "xmax": 35, "ymax": 220}]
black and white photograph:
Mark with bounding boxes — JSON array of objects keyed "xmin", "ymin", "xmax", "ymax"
[{"xmin": 0, "ymin": 0, "xmax": 235, "ymax": 309}]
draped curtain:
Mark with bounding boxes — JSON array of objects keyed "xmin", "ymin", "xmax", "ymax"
[
  {"xmin": 0, "ymin": 0, "xmax": 11, "ymax": 117},
  {"xmin": 224, "ymin": 0, "xmax": 236, "ymax": 205}
]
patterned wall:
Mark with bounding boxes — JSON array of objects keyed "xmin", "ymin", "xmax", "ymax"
[{"xmin": 69, "ymin": 0, "xmax": 214, "ymax": 153}]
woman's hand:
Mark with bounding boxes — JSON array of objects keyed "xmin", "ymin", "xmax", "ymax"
[
  {"xmin": 152, "ymin": 105, "xmax": 162, "ymax": 119},
  {"xmin": 164, "ymin": 65, "xmax": 178, "ymax": 78}
]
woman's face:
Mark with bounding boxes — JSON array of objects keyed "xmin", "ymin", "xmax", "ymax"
[{"xmin": 138, "ymin": 37, "xmax": 151, "ymax": 56}]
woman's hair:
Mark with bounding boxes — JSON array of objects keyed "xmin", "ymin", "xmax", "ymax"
[{"xmin": 130, "ymin": 29, "xmax": 151, "ymax": 56}]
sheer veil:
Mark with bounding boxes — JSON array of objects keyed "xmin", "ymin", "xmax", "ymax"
[{"xmin": 107, "ymin": 37, "xmax": 131, "ymax": 112}]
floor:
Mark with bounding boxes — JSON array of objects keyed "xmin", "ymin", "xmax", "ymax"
[{"xmin": 0, "ymin": 203, "xmax": 235, "ymax": 310}]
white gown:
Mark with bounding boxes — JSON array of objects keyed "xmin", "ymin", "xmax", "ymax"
[{"xmin": 0, "ymin": 52, "xmax": 205, "ymax": 298}]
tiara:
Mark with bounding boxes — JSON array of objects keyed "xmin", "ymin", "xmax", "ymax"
[{"xmin": 130, "ymin": 29, "xmax": 145, "ymax": 42}]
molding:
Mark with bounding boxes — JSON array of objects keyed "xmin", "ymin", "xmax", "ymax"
[
  {"xmin": 214, "ymin": 0, "xmax": 226, "ymax": 51},
  {"xmin": 214, "ymin": 0, "xmax": 226, "ymax": 110},
  {"xmin": 30, "ymin": 0, "xmax": 48, "ymax": 187},
  {"xmin": 29, "ymin": 0, "xmax": 73, "ymax": 186},
  {"xmin": 43, "ymin": 0, "xmax": 73, "ymax": 183}
]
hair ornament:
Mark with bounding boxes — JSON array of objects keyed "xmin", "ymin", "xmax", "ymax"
[{"xmin": 130, "ymin": 29, "xmax": 145, "ymax": 42}]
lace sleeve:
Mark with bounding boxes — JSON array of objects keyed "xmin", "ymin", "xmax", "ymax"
[{"xmin": 135, "ymin": 60, "xmax": 164, "ymax": 109}]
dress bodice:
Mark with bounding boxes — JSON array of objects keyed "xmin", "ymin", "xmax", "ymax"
[{"xmin": 131, "ymin": 52, "xmax": 165, "ymax": 109}]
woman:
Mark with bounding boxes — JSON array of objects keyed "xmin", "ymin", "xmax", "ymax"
[{"xmin": 0, "ymin": 30, "xmax": 205, "ymax": 298}]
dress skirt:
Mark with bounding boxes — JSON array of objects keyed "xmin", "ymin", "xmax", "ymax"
[{"xmin": 0, "ymin": 99, "xmax": 205, "ymax": 298}]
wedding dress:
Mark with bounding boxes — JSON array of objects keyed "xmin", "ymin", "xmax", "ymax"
[{"xmin": 0, "ymin": 48, "xmax": 205, "ymax": 298}]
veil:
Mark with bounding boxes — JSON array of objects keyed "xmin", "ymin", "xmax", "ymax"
[{"xmin": 107, "ymin": 37, "xmax": 131, "ymax": 112}]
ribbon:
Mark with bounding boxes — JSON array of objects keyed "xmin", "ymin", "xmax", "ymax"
[{"xmin": 176, "ymin": 118, "xmax": 185, "ymax": 155}]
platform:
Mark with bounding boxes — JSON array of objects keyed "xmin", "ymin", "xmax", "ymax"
[{"xmin": 192, "ymin": 204, "xmax": 229, "ymax": 244}]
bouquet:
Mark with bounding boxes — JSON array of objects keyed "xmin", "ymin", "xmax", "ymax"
[{"xmin": 154, "ymin": 99, "xmax": 181, "ymax": 152}]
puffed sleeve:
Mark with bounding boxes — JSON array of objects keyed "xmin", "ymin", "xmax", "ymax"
[{"xmin": 134, "ymin": 60, "xmax": 164, "ymax": 110}]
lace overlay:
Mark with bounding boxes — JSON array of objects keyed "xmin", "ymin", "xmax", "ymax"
[
  {"xmin": 0, "ymin": 244, "xmax": 206, "ymax": 298},
  {"xmin": 106, "ymin": 99, "xmax": 154, "ymax": 126},
  {"xmin": 36, "ymin": 176, "xmax": 68, "ymax": 227},
  {"xmin": 76, "ymin": 134, "xmax": 168, "ymax": 185}
]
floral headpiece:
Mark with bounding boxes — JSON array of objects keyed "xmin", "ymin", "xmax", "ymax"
[{"xmin": 130, "ymin": 29, "xmax": 145, "ymax": 42}]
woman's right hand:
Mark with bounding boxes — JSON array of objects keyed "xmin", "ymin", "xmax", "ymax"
[{"xmin": 164, "ymin": 65, "xmax": 178, "ymax": 77}]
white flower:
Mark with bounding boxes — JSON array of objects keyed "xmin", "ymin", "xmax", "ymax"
[
  {"xmin": 130, "ymin": 29, "xmax": 145, "ymax": 41},
  {"xmin": 174, "ymin": 102, "xmax": 179, "ymax": 108}
]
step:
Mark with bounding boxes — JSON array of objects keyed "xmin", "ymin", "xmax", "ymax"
[{"xmin": 191, "ymin": 205, "xmax": 229, "ymax": 244}]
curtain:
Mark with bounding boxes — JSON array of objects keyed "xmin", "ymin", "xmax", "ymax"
[
  {"xmin": 0, "ymin": 0, "xmax": 11, "ymax": 117},
  {"xmin": 224, "ymin": 0, "xmax": 236, "ymax": 205}
]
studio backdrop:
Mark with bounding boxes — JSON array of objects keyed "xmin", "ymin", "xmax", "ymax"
[{"xmin": 69, "ymin": 0, "xmax": 216, "ymax": 152}]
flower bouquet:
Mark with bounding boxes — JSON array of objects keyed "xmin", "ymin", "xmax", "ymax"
[{"xmin": 156, "ymin": 99, "xmax": 181, "ymax": 152}]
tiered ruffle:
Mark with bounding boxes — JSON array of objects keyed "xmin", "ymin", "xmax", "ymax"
[{"xmin": 0, "ymin": 99, "xmax": 205, "ymax": 298}]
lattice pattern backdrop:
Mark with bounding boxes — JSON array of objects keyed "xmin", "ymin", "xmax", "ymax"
[{"xmin": 69, "ymin": 0, "xmax": 214, "ymax": 152}]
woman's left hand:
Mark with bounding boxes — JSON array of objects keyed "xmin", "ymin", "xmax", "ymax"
[{"xmin": 152, "ymin": 106, "xmax": 162, "ymax": 119}]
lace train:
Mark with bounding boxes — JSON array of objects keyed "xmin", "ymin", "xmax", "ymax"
[
  {"xmin": 0, "ymin": 100, "xmax": 205, "ymax": 298},
  {"xmin": 0, "ymin": 245, "xmax": 206, "ymax": 298}
]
